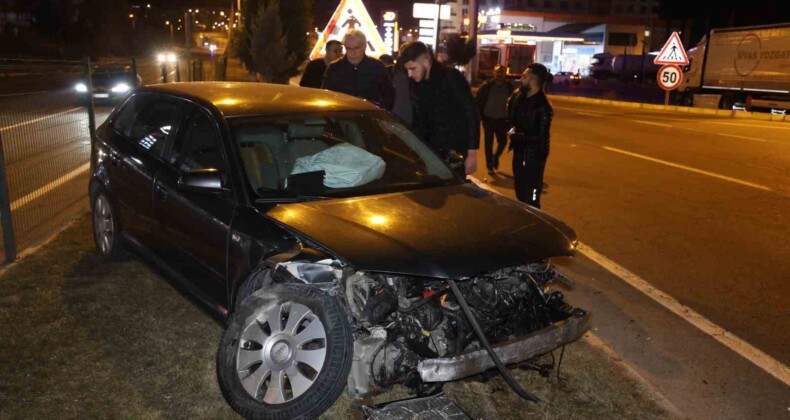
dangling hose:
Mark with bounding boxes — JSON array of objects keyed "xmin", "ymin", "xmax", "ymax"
[{"xmin": 447, "ymin": 279, "xmax": 541, "ymax": 403}]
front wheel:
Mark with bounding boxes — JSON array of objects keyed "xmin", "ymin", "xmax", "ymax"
[{"xmin": 217, "ymin": 283, "xmax": 353, "ymax": 420}]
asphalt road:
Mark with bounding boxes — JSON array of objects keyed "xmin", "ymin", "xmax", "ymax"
[{"xmin": 472, "ymin": 97, "xmax": 790, "ymax": 419}]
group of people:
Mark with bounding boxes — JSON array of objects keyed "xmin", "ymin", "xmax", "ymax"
[{"xmin": 298, "ymin": 29, "xmax": 554, "ymax": 209}]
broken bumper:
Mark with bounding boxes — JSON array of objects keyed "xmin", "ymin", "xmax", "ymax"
[{"xmin": 417, "ymin": 309, "xmax": 591, "ymax": 382}]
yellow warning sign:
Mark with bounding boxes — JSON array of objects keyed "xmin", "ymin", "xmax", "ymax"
[{"xmin": 309, "ymin": 0, "xmax": 389, "ymax": 60}]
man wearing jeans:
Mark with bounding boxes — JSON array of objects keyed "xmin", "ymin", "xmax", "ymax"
[{"xmin": 475, "ymin": 65, "xmax": 515, "ymax": 176}]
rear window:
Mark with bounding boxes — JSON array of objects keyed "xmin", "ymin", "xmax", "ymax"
[
  {"xmin": 111, "ymin": 94, "xmax": 187, "ymax": 158},
  {"xmin": 111, "ymin": 95, "xmax": 146, "ymax": 137},
  {"xmin": 128, "ymin": 99, "xmax": 186, "ymax": 157}
]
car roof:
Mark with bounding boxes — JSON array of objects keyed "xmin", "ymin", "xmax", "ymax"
[{"xmin": 139, "ymin": 82, "xmax": 380, "ymax": 117}]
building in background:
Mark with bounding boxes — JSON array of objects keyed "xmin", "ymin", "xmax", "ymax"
[{"xmin": 473, "ymin": 2, "xmax": 664, "ymax": 79}]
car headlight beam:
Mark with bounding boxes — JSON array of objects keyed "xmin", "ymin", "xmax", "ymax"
[
  {"xmin": 75, "ymin": 83, "xmax": 88, "ymax": 93},
  {"xmin": 111, "ymin": 83, "xmax": 130, "ymax": 93}
]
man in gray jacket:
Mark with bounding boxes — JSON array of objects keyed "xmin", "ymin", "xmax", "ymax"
[{"xmin": 475, "ymin": 65, "xmax": 516, "ymax": 176}]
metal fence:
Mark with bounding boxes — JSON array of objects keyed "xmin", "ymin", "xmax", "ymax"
[
  {"xmin": 0, "ymin": 54, "xmax": 230, "ymax": 264},
  {"xmin": 0, "ymin": 58, "xmax": 108, "ymax": 263}
]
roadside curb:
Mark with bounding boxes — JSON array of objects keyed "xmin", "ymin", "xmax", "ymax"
[{"xmin": 547, "ymin": 94, "xmax": 789, "ymax": 123}]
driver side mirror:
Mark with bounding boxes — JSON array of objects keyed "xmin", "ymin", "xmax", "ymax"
[{"xmin": 178, "ymin": 168, "xmax": 222, "ymax": 194}]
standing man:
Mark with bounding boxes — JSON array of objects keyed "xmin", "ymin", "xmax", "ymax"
[
  {"xmin": 476, "ymin": 64, "xmax": 515, "ymax": 176},
  {"xmin": 299, "ymin": 40, "xmax": 343, "ymax": 88},
  {"xmin": 398, "ymin": 41, "xmax": 479, "ymax": 176},
  {"xmin": 507, "ymin": 63, "xmax": 554, "ymax": 208},
  {"xmin": 322, "ymin": 29, "xmax": 394, "ymax": 109}
]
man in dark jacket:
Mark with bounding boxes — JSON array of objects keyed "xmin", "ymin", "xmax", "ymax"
[
  {"xmin": 476, "ymin": 64, "xmax": 516, "ymax": 176},
  {"xmin": 322, "ymin": 29, "xmax": 394, "ymax": 109},
  {"xmin": 398, "ymin": 42, "xmax": 479, "ymax": 175},
  {"xmin": 299, "ymin": 40, "xmax": 343, "ymax": 88},
  {"xmin": 507, "ymin": 63, "xmax": 554, "ymax": 208}
]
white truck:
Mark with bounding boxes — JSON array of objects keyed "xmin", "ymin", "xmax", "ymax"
[{"xmin": 678, "ymin": 23, "xmax": 790, "ymax": 112}]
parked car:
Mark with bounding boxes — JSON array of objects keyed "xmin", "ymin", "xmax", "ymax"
[
  {"xmin": 75, "ymin": 66, "xmax": 142, "ymax": 104},
  {"xmin": 553, "ymin": 71, "xmax": 581, "ymax": 85},
  {"xmin": 90, "ymin": 82, "xmax": 589, "ymax": 419}
]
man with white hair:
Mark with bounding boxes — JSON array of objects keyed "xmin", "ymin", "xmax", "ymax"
[{"xmin": 322, "ymin": 29, "xmax": 394, "ymax": 109}]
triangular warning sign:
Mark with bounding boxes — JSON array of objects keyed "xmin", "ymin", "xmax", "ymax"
[
  {"xmin": 309, "ymin": 0, "xmax": 388, "ymax": 60},
  {"xmin": 654, "ymin": 32, "xmax": 689, "ymax": 65}
]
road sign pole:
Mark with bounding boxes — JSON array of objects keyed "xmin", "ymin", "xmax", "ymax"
[{"xmin": 665, "ymin": 91, "xmax": 670, "ymax": 106}]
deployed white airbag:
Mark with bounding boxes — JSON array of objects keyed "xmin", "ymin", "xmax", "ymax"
[{"xmin": 290, "ymin": 143, "xmax": 386, "ymax": 188}]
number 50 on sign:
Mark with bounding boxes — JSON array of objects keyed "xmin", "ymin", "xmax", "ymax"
[{"xmin": 657, "ymin": 65, "xmax": 683, "ymax": 91}]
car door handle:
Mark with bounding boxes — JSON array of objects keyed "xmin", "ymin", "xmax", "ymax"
[
  {"xmin": 110, "ymin": 153, "xmax": 122, "ymax": 167},
  {"xmin": 154, "ymin": 184, "xmax": 168, "ymax": 201}
]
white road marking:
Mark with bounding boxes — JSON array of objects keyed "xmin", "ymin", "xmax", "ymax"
[
  {"xmin": 631, "ymin": 119, "xmax": 673, "ymax": 128},
  {"xmin": 576, "ymin": 111, "xmax": 610, "ymax": 117},
  {"xmin": 576, "ymin": 243, "xmax": 790, "ymax": 387},
  {"xmin": 10, "ymin": 162, "xmax": 90, "ymax": 211},
  {"xmin": 556, "ymin": 105, "xmax": 790, "ymax": 133},
  {"xmin": 602, "ymin": 146, "xmax": 773, "ymax": 191},
  {"xmin": 554, "ymin": 105, "xmax": 615, "ymax": 115},
  {"xmin": 469, "ymin": 174, "xmax": 790, "ymax": 387},
  {"xmin": 715, "ymin": 132, "xmax": 774, "ymax": 143},
  {"xmin": 0, "ymin": 107, "xmax": 83, "ymax": 133}
]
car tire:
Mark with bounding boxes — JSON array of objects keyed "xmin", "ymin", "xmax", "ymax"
[
  {"xmin": 680, "ymin": 93, "xmax": 694, "ymax": 107},
  {"xmin": 91, "ymin": 187, "xmax": 126, "ymax": 261},
  {"xmin": 217, "ymin": 283, "xmax": 353, "ymax": 420},
  {"xmin": 719, "ymin": 94, "xmax": 735, "ymax": 110}
]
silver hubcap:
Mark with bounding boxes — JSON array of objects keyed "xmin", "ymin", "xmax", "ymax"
[
  {"xmin": 236, "ymin": 302, "xmax": 327, "ymax": 405},
  {"xmin": 93, "ymin": 195, "xmax": 114, "ymax": 255}
]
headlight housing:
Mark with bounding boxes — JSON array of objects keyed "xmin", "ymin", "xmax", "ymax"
[
  {"xmin": 111, "ymin": 83, "xmax": 130, "ymax": 93},
  {"xmin": 75, "ymin": 83, "xmax": 88, "ymax": 93}
]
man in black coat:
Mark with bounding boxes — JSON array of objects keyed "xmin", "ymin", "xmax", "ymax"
[
  {"xmin": 507, "ymin": 63, "xmax": 554, "ymax": 208},
  {"xmin": 398, "ymin": 42, "xmax": 480, "ymax": 176},
  {"xmin": 322, "ymin": 29, "xmax": 394, "ymax": 109},
  {"xmin": 299, "ymin": 40, "xmax": 343, "ymax": 88}
]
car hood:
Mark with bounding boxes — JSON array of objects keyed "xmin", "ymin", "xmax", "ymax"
[{"xmin": 264, "ymin": 184, "xmax": 577, "ymax": 279}]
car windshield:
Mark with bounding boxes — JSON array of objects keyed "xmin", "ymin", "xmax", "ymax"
[{"xmin": 230, "ymin": 111, "xmax": 460, "ymax": 199}]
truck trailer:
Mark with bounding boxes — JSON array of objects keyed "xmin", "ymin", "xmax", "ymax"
[{"xmin": 678, "ymin": 23, "xmax": 790, "ymax": 113}]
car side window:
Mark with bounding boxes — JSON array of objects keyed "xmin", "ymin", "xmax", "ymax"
[
  {"xmin": 170, "ymin": 111, "xmax": 227, "ymax": 179},
  {"xmin": 127, "ymin": 98, "xmax": 186, "ymax": 158},
  {"xmin": 111, "ymin": 95, "xmax": 147, "ymax": 137}
]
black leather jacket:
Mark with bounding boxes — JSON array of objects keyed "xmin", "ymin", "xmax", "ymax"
[
  {"xmin": 414, "ymin": 61, "xmax": 480, "ymax": 154},
  {"xmin": 507, "ymin": 89, "xmax": 553, "ymax": 158}
]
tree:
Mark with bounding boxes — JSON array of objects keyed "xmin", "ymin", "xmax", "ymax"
[
  {"xmin": 444, "ymin": 34, "xmax": 477, "ymax": 67},
  {"xmin": 245, "ymin": 0, "xmax": 312, "ymax": 84}
]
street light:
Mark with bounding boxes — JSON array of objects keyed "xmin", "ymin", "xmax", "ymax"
[
  {"xmin": 129, "ymin": 13, "xmax": 135, "ymax": 31},
  {"xmin": 165, "ymin": 20, "xmax": 174, "ymax": 42},
  {"xmin": 641, "ymin": 29, "xmax": 651, "ymax": 85}
]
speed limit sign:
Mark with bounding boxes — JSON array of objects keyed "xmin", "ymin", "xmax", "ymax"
[{"xmin": 657, "ymin": 65, "xmax": 683, "ymax": 91}]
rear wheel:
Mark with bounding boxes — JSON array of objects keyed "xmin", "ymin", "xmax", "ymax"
[
  {"xmin": 91, "ymin": 188, "xmax": 125, "ymax": 261},
  {"xmin": 217, "ymin": 283, "xmax": 352, "ymax": 420},
  {"xmin": 679, "ymin": 93, "xmax": 694, "ymax": 107},
  {"xmin": 719, "ymin": 93, "xmax": 735, "ymax": 110}
]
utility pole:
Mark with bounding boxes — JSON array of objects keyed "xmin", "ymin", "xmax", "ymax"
[
  {"xmin": 185, "ymin": 12, "xmax": 193, "ymax": 81},
  {"xmin": 468, "ymin": 0, "xmax": 479, "ymax": 84}
]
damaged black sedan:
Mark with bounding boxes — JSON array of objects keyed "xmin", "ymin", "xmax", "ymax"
[{"xmin": 89, "ymin": 82, "xmax": 589, "ymax": 419}]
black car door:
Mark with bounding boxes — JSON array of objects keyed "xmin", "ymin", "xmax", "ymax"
[
  {"xmin": 104, "ymin": 94, "xmax": 187, "ymax": 247},
  {"xmin": 153, "ymin": 105, "xmax": 237, "ymax": 307}
]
